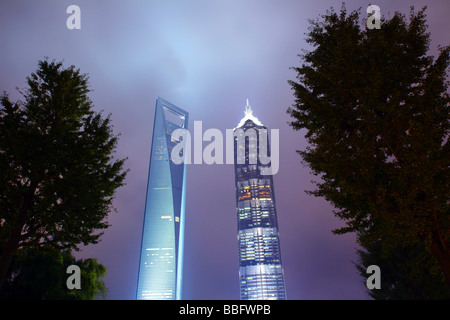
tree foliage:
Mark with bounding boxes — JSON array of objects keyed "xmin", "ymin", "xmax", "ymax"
[
  {"xmin": 0, "ymin": 248, "xmax": 107, "ymax": 300},
  {"xmin": 288, "ymin": 5, "xmax": 450, "ymax": 292},
  {"xmin": 355, "ymin": 240, "xmax": 450, "ymax": 299},
  {"xmin": 0, "ymin": 60, "xmax": 128, "ymax": 288}
]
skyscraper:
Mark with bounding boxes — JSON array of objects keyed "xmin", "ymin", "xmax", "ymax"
[
  {"xmin": 234, "ymin": 100, "xmax": 287, "ymax": 300},
  {"xmin": 136, "ymin": 98, "xmax": 188, "ymax": 300}
]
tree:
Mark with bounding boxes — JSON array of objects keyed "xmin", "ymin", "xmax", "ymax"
[
  {"xmin": 287, "ymin": 5, "xmax": 450, "ymax": 291},
  {"xmin": 0, "ymin": 60, "xmax": 128, "ymax": 289},
  {"xmin": 355, "ymin": 240, "xmax": 450, "ymax": 299},
  {"xmin": 0, "ymin": 248, "xmax": 107, "ymax": 299}
]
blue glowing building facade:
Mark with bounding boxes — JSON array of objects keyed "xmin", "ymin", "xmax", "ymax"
[
  {"xmin": 136, "ymin": 98, "xmax": 188, "ymax": 300},
  {"xmin": 234, "ymin": 101, "xmax": 286, "ymax": 300}
]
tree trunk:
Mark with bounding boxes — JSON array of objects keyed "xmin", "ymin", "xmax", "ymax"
[
  {"xmin": 430, "ymin": 230, "xmax": 450, "ymax": 288},
  {"xmin": 0, "ymin": 230, "xmax": 22, "ymax": 290},
  {"xmin": 0, "ymin": 184, "xmax": 36, "ymax": 290}
]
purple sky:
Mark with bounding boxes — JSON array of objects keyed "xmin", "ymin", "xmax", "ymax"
[{"xmin": 1, "ymin": 0, "xmax": 448, "ymax": 300}]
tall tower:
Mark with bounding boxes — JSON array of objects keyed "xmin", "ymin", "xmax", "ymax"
[
  {"xmin": 234, "ymin": 100, "xmax": 287, "ymax": 300},
  {"xmin": 136, "ymin": 98, "xmax": 188, "ymax": 300}
]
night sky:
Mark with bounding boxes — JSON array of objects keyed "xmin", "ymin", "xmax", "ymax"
[{"xmin": 1, "ymin": 0, "xmax": 448, "ymax": 300}]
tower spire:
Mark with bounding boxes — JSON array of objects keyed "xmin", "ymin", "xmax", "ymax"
[
  {"xmin": 245, "ymin": 99, "xmax": 252, "ymax": 115},
  {"xmin": 235, "ymin": 98, "xmax": 263, "ymax": 128}
]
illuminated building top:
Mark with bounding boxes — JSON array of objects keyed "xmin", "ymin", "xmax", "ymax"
[{"xmin": 236, "ymin": 99, "xmax": 264, "ymax": 128}]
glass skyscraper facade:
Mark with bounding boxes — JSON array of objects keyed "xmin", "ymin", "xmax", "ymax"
[
  {"xmin": 234, "ymin": 101, "xmax": 287, "ymax": 300},
  {"xmin": 136, "ymin": 98, "xmax": 188, "ymax": 300}
]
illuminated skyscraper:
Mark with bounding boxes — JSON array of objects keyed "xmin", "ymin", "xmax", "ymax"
[
  {"xmin": 234, "ymin": 100, "xmax": 286, "ymax": 300},
  {"xmin": 136, "ymin": 98, "xmax": 188, "ymax": 300}
]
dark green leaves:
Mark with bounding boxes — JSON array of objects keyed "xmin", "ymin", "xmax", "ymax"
[
  {"xmin": 0, "ymin": 59, "xmax": 128, "ymax": 253},
  {"xmin": 288, "ymin": 5, "xmax": 450, "ymax": 293},
  {"xmin": 0, "ymin": 248, "xmax": 108, "ymax": 299}
]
